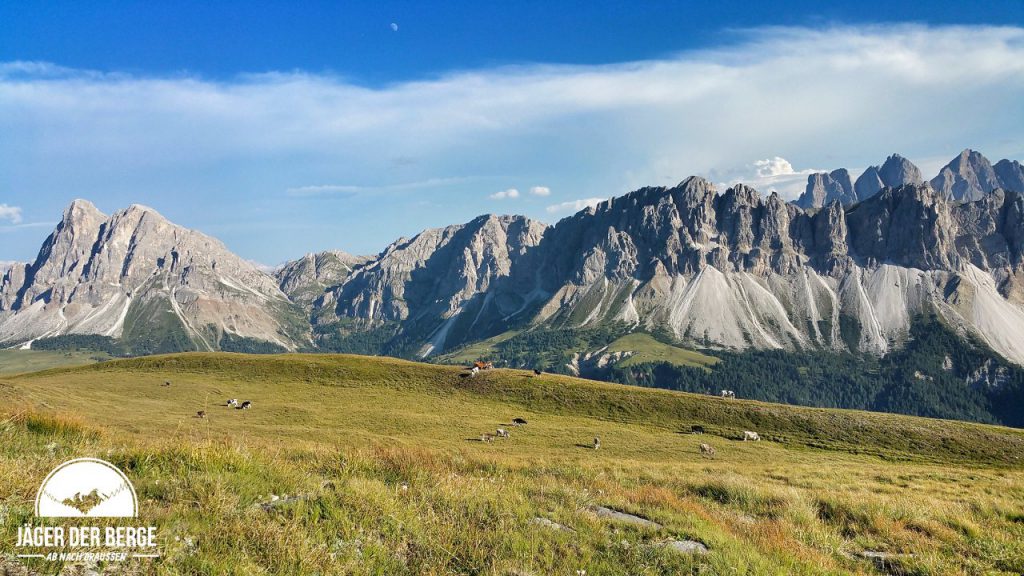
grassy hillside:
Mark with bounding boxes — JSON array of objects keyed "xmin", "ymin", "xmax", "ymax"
[
  {"xmin": 606, "ymin": 332, "xmax": 718, "ymax": 370},
  {"xmin": 0, "ymin": 349, "xmax": 110, "ymax": 375},
  {"xmin": 1, "ymin": 353, "xmax": 1023, "ymax": 575}
]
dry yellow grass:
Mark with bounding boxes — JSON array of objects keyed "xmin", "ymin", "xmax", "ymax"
[{"xmin": 0, "ymin": 353, "xmax": 1022, "ymax": 575}]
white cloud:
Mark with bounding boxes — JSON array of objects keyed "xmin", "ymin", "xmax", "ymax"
[
  {"xmin": 712, "ymin": 157, "xmax": 822, "ymax": 199},
  {"xmin": 490, "ymin": 188, "xmax": 520, "ymax": 200},
  {"xmin": 0, "ymin": 204, "xmax": 22, "ymax": 224},
  {"xmin": 529, "ymin": 186, "xmax": 551, "ymax": 196},
  {"xmin": 1, "ymin": 24, "xmax": 1023, "ymax": 259},
  {"xmin": 546, "ymin": 198, "xmax": 607, "ymax": 214},
  {"xmin": 753, "ymin": 157, "xmax": 796, "ymax": 178}
]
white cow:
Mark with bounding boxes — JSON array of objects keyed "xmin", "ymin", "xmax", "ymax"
[{"xmin": 743, "ymin": 431, "xmax": 760, "ymax": 442}]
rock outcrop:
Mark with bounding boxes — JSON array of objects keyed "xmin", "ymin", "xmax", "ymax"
[
  {"xmin": 795, "ymin": 169, "xmax": 856, "ymax": 210},
  {"xmin": 275, "ymin": 250, "xmax": 368, "ymax": 308},
  {"xmin": 931, "ymin": 149, "xmax": 1002, "ymax": 202},
  {"xmin": 853, "ymin": 154, "xmax": 923, "ymax": 201},
  {"xmin": 319, "ymin": 214, "xmax": 547, "ymax": 355}
]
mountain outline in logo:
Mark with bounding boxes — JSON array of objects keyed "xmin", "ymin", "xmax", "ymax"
[{"xmin": 35, "ymin": 458, "xmax": 138, "ymax": 518}]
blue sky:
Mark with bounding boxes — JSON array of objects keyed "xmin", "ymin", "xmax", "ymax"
[{"xmin": 2, "ymin": 1, "xmax": 1024, "ymax": 266}]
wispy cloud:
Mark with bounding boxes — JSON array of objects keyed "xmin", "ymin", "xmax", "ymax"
[
  {"xmin": 529, "ymin": 186, "xmax": 551, "ymax": 197},
  {"xmin": 286, "ymin": 177, "xmax": 472, "ymax": 197},
  {"xmin": 0, "ymin": 204, "xmax": 22, "ymax": 224},
  {"xmin": 546, "ymin": 198, "xmax": 607, "ymax": 214},
  {"xmin": 490, "ymin": 188, "xmax": 520, "ymax": 200},
  {"xmin": 0, "ymin": 221, "xmax": 54, "ymax": 233},
  {"xmin": 246, "ymin": 259, "xmax": 280, "ymax": 274},
  {"xmin": 2, "ymin": 24, "xmax": 1023, "ymax": 261}
]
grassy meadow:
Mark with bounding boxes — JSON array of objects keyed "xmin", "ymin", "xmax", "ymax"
[
  {"xmin": 605, "ymin": 333, "xmax": 719, "ymax": 370},
  {"xmin": 0, "ymin": 350, "xmax": 109, "ymax": 376},
  {"xmin": 0, "ymin": 353, "xmax": 1022, "ymax": 575}
]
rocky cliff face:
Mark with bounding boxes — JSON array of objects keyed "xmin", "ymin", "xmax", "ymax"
[
  {"xmin": 512, "ymin": 180, "xmax": 1024, "ymax": 363},
  {"xmin": 994, "ymin": 159, "xmax": 1024, "ymax": 193},
  {"xmin": 853, "ymin": 154, "xmax": 923, "ymax": 202},
  {"xmin": 275, "ymin": 250, "xmax": 368, "ymax": 308},
  {"xmin": 317, "ymin": 214, "xmax": 547, "ymax": 355},
  {"xmin": 795, "ymin": 169, "xmax": 856, "ymax": 210},
  {"xmin": 931, "ymin": 149, "xmax": 1002, "ymax": 202},
  {"xmin": 0, "ymin": 200, "xmax": 306, "ymax": 350}
]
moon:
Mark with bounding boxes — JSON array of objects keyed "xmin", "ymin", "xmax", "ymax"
[{"xmin": 390, "ymin": 22, "xmax": 399, "ymax": 32}]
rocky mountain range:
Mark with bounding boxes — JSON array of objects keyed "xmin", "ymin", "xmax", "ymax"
[
  {"xmin": 3, "ymin": 150, "xmax": 1024, "ymax": 371},
  {"xmin": 795, "ymin": 149, "xmax": 1024, "ymax": 209}
]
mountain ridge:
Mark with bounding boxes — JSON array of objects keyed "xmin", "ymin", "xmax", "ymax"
[{"xmin": 2, "ymin": 150, "xmax": 1023, "ymax": 368}]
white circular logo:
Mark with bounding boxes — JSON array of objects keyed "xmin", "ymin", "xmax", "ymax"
[{"xmin": 35, "ymin": 458, "xmax": 138, "ymax": 518}]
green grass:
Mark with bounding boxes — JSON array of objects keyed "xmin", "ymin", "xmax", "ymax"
[
  {"xmin": 437, "ymin": 329, "xmax": 522, "ymax": 364},
  {"xmin": 606, "ymin": 332, "xmax": 719, "ymax": 370},
  {"xmin": 0, "ymin": 349, "xmax": 110, "ymax": 375},
  {"xmin": 0, "ymin": 352, "xmax": 1022, "ymax": 575}
]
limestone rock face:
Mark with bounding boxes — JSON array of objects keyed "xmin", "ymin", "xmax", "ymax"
[
  {"xmin": 796, "ymin": 168, "xmax": 856, "ymax": 209},
  {"xmin": 315, "ymin": 214, "xmax": 547, "ymax": 355},
  {"xmin": 275, "ymin": 251, "xmax": 369, "ymax": 308},
  {"xmin": 931, "ymin": 149, "xmax": 1001, "ymax": 202},
  {"xmin": 510, "ymin": 181, "xmax": 1024, "ymax": 364},
  {"xmin": 0, "ymin": 200, "xmax": 305, "ymax": 350},
  {"xmin": 994, "ymin": 159, "xmax": 1024, "ymax": 193},
  {"xmin": 854, "ymin": 154, "xmax": 923, "ymax": 201}
]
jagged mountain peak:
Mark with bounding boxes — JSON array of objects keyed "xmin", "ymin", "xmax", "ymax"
[
  {"xmin": 796, "ymin": 168, "xmax": 855, "ymax": 209},
  {"xmin": 64, "ymin": 198, "xmax": 105, "ymax": 220},
  {"xmin": 931, "ymin": 148, "xmax": 1000, "ymax": 202},
  {"xmin": 0, "ymin": 199, "xmax": 306, "ymax": 352},
  {"xmin": 851, "ymin": 153, "xmax": 924, "ymax": 203},
  {"xmin": 994, "ymin": 159, "xmax": 1024, "ymax": 192},
  {"xmin": 878, "ymin": 153, "xmax": 923, "ymax": 187}
]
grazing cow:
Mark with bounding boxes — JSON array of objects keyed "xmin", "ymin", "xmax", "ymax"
[
  {"xmin": 496, "ymin": 428, "xmax": 510, "ymax": 438},
  {"xmin": 227, "ymin": 398, "xmax": 238, "ymax": 407},
  {"xmin": 691, "ymin": 425, "xmax": 705, "ymax": 435},
  {"xmin": 593, "ymin": 436, "xmax": 601, "ymax": 450},
  {"xmin": 700, "ymin": 443, "xmax": 715, "ymax": 456},
  {"xmin": 512, "ymin": 417, "xmax": 528, "ymax": 426},
  {"xmin": 481, "ymin": 433, "xmax": 494, "ymax": 443},
  {"xmin": 240, "ymin": 401, "xmax": 252, "ymax": 410},
  {"xmin": 470, "ymin": 366, "xmax": 480, "ymax": 376},
  {"xmin": 533, "ymin": 369, "xmax": 542, "ymax": 376},
  {"xmin": 743, "ymin": 431, "xmax": 760, "ymax": 442},
  {"xmin": 720, "ymin": 390, "xmax": 735, "ymax": 398},
  {"xmin": 473, "ymin": 361, "xmax": 494, "ymax": 370},
  {"xmin": 196, "ymin": 411, "xmax": 206, "ymax": 419}
]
